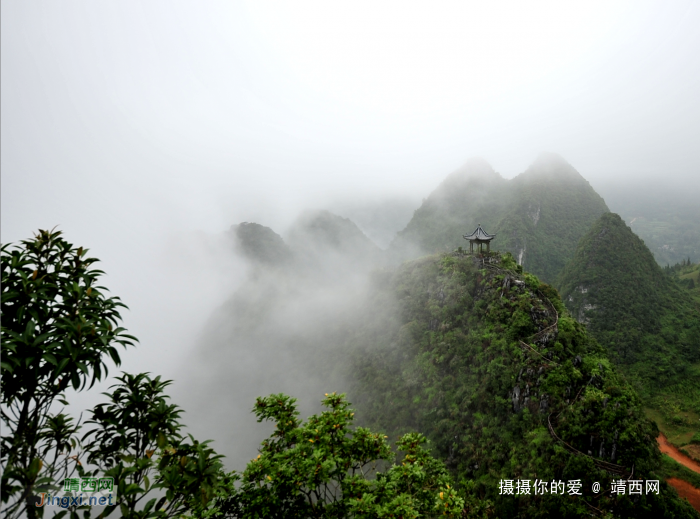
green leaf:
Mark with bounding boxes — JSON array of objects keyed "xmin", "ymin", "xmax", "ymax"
[{"xmin": 43, "ymin": 352, "xmax": 58, "ymax": 366}]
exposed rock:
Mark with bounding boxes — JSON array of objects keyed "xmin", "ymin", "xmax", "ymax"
[{"xmin": 512, "ymin": 385, "xmax": 521, "ymax": 412}]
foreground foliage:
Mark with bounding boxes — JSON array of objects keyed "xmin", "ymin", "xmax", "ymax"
[
  {"xmin": 1, "ymin": 229, "xmax": 136, "ymax": 519},
  {"xmin": 2, "ymin": 229, "xmax": 487, "ymax": 519},
  {"xmin": 219, "ymin": 393, "xmax": 484, "ymax": 519},
  {"xmin": 77, "ymin": 373, "xmax": 234, "ymax": 519}
]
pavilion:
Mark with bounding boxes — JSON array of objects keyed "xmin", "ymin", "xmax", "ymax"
[{"xmin": 463, "ymin": 224, "xmax": 496, "ymax": 253}]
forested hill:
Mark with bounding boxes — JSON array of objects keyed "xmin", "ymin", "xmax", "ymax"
[
  {"xmin": 346, "ymin": 251, "xmax": 697, "ymax": 517},
  {"xmin": 493, "ymin": 153, "xmax": 609, "ymax": 283},
  {"xmin": 596, "ymin": 182, "xmax": 700, "ymax": 266},
  {"xmin": 556, "ymin": 212, "xmax": 700, "ymax": 397},
  {"xmin": 388, "ymin": 153, "xmax": 609, "ymax": 283}
]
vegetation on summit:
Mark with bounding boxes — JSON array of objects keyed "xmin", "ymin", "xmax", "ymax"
[{"xmin": 346, "ymin": 250, "xmax": 698, "ymax": 517}]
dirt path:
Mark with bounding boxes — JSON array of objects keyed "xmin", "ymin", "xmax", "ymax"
[
  {"xmin": 657, "ymin": 434, "xmax": 700, "ymax": 474},
  {"xmin": 667, "ymin": 478, "xmax": 700, "ymax": 513}
]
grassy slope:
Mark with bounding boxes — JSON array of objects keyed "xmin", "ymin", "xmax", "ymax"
[{"xmin": 347, "ymin": 251, "xmax": 698, "ymax": 518}]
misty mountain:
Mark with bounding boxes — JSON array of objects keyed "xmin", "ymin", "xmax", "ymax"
[
  {"xmin": 596, "ymin": 182, "xmax": 700, "ymax": 266},
  {"xmin": 230, "ymin": 222, "xmax": 291, "ymax": 265},
  {"xmin": 331, "ymin": 197, "xmax": 420, "ymax": 249},
  {"xmin": 556, "ymin": 212, "xmax": 700, "ymax": 397},
  {"xmin": 344, "ymin": 251, "xmax": 695, "ymax": 517},
  {"xmin": 388, "ymin": 153, "xmax": 609, "ymax": 283},
  {"xmin": 181, "ymin": 203, "xmax": 699, "ymax": 515},
  {"xmin": 285, "ymin": 209, "xmax": 383, "ymax": 274},
  {"xmin": 389, "ymin": 157, "xmax": 510, "ymax": 262},
  {"xmin": 493, "ymin": 153, "xmax": 609, "ymax": 283},
  {"xmin": 230, "ymin": 210, "xmax": 382, "ymax": 274},
  {"xmin": 182, "ymin": 209, "xmax": 383, "ymax": 468},
  {"xmin": 287, "ymin": 210, "xmax": 380, "ymax": 255}
]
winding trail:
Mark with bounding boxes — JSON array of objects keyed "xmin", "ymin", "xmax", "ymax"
[{"xmin": 476, "ymin": 253, "xmax": 700, "ymax": 511}]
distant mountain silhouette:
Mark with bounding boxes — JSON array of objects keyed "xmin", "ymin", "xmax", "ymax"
[{"xmin": 230, "ymin": 222, "xmax": 291, "ymax": 265}]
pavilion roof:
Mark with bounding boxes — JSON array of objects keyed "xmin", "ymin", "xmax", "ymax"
[{"xmin": 463, "ymin": 224, "xmax": 495, "ymax": 241}]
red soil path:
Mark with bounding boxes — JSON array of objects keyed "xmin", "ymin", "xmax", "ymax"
[
  {"xmin": 657, "ymin": 434, "xmax": 700, "ymax": 473},
  {"xmin": 657, "ymin": 434, "xmax": 700, "ymax": 513},
  {"xmin": 667, "ymin": 478, "xmax": 700, "ymax": 513}
]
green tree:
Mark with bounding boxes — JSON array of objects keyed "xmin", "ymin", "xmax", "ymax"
[
  {"xmin": 78, "ymin": 373, "xmax": 234, "ymax": 519},
  {"xmin": 220, "ymin": 392, "xmax": 482, "ymax": 519},
  {"xmin": 1, "ymin": 229, "xmax": 136, "ymax": 519}
]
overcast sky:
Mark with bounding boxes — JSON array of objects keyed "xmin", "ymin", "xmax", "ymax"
[{"xmin": 2, "ymin": 1, "xmax": 700, "ymax": 413}]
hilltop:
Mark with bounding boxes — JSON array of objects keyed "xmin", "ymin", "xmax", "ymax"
[
  {"xmin": 556, "ymin": 213, "xmax": 700, "ymax": 393},
  {"xmin": 286, "ymin": 209, "xmax": 382, "ymax": 272},
  {"xmin": 388, "ymin": 153, "xmax": 609, "ymax": 283},
  {"xmin": 346, "ymin": 251, "xmax": 697, "ymax": 517},
  {"xmin": 494, "ymin": 153, "xmax": 609, "ymax": 282},
  {"xmin": 389, "ymin": 157, "xmax": 509, "ymax": 261}
]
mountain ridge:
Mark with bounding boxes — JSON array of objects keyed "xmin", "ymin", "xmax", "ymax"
[{"xmin": 389, "ymin": 153, "xmax": 609, "ymax": 283}]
